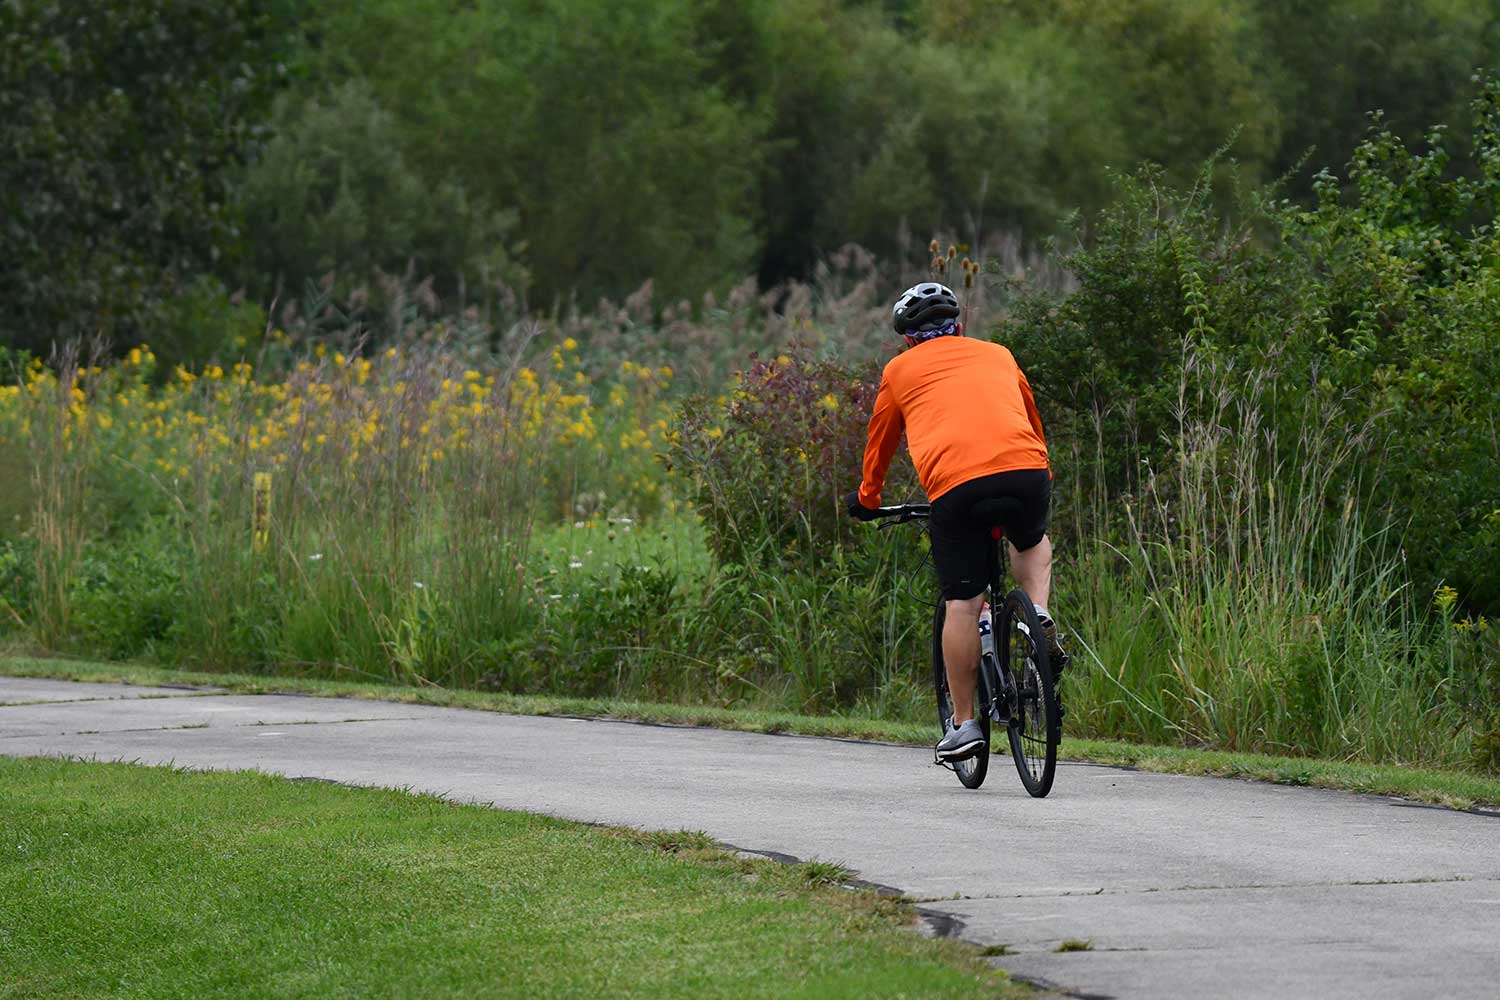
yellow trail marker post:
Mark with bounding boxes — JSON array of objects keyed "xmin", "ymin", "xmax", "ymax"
[{"xmin": 252, "ymin": 471, "xmax": 272, "ymax": 551}]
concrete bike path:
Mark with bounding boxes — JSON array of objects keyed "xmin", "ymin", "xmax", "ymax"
[{"xmin": 2, "ymin": 676, "xmax": 1497, "ymax": 1000}]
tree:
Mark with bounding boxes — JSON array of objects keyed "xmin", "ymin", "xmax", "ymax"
[
  {"xmin": 236, "ymin": 81, "xmax": 520, "ymax": 307},
  {"xmin": 313, "ymin": 0, "xmax": 766, "ymax": 307},
  {"xmin": 0, "ymin": 0, "xmax": 296, "ymax": 354},
  {"xmin": 1253, "ymin": 0, "xmax": 1500, "ymax": 188}
]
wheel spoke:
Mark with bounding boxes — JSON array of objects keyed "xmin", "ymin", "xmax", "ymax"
[
  {"xmin": 933, "ymin": 602, "xmax": 988, "ymax": 789},
  {"xmin": 1004, "ymin": 591, "xmax": 1058, "ymax": 796}
]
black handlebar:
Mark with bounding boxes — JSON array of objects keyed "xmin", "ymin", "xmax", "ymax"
[{"xmin": 870, "ymin": 503, "xmax": 931, "ymax": 525}]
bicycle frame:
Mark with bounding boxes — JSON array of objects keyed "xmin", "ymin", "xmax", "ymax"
[
  {"xmin": 869, "ymin": 499, "xmax": 1061, "ymax": 795},
  {"xmin": 977, "ymin": 524, "xmax": 1018, "ymax": 724},
  {"xmin": 874, "ymin": 504, "xmax": 1016, "ymax": 723}
]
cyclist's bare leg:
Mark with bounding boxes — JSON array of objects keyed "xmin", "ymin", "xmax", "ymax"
[
  {"xmin": 942, "ymin": 595, "xmax": 984, "ymax": 723},
  {"xmin": 1009, "ymin": 534, "xmax": 1052, "ymax": 609}
]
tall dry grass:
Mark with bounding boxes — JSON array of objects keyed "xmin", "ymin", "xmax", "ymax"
[{"xmin": 1056, "ymin": 353, "xmax": 1491, "ymax": 767}]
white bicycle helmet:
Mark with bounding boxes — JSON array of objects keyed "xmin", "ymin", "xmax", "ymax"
[{"xmin": 892, "ymin": 282, "xmax": 960, "ymax": 335}]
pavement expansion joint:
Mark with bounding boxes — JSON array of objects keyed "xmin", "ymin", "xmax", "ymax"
[
  {"xmin": 1131, "ymin": 874, "xmax": 1495, "ymax": 894},
  {"xmin": 234, "ymin": 717, "xmax": 427, "ymax": 727},
  {"xmin": 0, "ymin": 723, "xmax": 211, "ymax": 739},
  {"xmin": 937, "ymin": 873, "xmax": 1495, "ymax": 902},
  {"xmin": 0, "ymin": 715, "xmax": 426, "ymax": 740},
  {"xmin": 0, "ymin": 691, "xmax": 229, "ymax": 708}
]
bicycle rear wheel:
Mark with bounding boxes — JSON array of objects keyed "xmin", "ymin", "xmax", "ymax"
[
  {"xmin": 1001, "ymin": 590, "xmax": 1059, "ymax": 797},
  {"xmin": 932, "ymin": 602, "xmax": 989, "ymax": 789}
]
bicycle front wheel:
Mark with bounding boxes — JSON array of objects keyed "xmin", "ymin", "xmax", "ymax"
[
  {"xmin": 1001, "ymin": 590, "xmax": 1059, "ymax": 797},
  {"xmin": 932, "ymin": 602, "xmax": 989, "ymax": 789}
]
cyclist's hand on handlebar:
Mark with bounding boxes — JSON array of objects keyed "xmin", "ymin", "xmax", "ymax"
[{"xmin": 845, "ymin": 490, "xmax": 878, "ymax": 522}]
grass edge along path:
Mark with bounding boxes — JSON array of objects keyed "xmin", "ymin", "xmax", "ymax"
[
  {"xmin": 5, "ymin": 654, "xmax": 1500, "ymax": 813},
  {"xmin": 0, "ymin": 756, "xmax": 1027, "ymax": 999}
]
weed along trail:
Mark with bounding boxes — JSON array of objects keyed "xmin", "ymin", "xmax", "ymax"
[{"xmin": 4, "ymin": 676, "xmax": 1498, "ymax": 1000}]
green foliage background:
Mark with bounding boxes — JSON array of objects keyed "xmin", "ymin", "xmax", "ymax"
[
  {"xmin": 3, "ymin": 0, "xmax": 1499, "ymax": 765},
  {"xmin": 9, "ymin": 0, "xmax": 1500, "ymax": 352}
]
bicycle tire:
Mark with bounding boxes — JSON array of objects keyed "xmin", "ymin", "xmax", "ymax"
[
  {"xmin": 932, "ymin": 602, "xmax": 989, "ymax": 789},
  {"xmin": 1001, "ymin": 589, "xmax": 1059, "ymax": 797}
]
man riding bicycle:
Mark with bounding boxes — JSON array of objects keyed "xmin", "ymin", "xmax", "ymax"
[{"xmin": 847, "ymin": 281, "xmax": 1063, "ymax": 762}]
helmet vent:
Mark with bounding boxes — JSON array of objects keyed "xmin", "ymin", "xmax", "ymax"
[{"xmin": 890, "ymin": 282, "xmax": 960, "ymax": 336}]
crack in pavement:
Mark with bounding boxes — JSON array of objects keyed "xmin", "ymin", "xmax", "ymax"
[
  {"xmin": 0, "ymin": 691, "xmax": 229, "ymax": 707},
  {"xmin": 0, "ymin": 716, "xmax": 427, "ymax": 740},
  {"xmin": 919, "ymin": 873, "xmax": 1497, "ymax": 903},
  {"xmin": 239, "ymin": 717, "xmax": 427, "ymax": 727},
  {"xmin": 1000, "ymin": 938, "xmax": 1371, "ymax": 956}
]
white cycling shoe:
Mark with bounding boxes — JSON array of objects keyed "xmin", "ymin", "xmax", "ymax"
[{"xmin": 936, "ymin": 718, "xmax": 986, "ymax": 761}]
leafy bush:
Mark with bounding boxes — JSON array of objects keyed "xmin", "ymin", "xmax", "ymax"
[
  {"xmin": 70, "ymin": 528, "xmax": 186, "ymax": 659},
  {"xmin": 671, "ymin": 352, "xmax": 898, "ymax": 567},
  {"xmin": 152, "ymin": 276, "xmax": 268, "ymax": 372},
  {"xmin": 0, "ymin": 537, "xmax": 35, "ymax": 636}
]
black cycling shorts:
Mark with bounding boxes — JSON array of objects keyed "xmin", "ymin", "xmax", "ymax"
[{"xmin": 929, "ymin": 468, "xmax": 1051, "ymax": 602}]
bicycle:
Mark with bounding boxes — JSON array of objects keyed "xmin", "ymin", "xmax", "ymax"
[{"xmin": 871, "ymin": 499, "xmax": 1062, "ymax": 796}]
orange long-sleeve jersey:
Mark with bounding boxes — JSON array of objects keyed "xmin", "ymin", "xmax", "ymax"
[{"xmin": 857, "ymin": 336, "xmax": 1049, "ymax": 508}]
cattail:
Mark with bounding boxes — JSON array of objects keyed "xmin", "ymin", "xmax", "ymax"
[
  {"xmin": 961, "ymin": 257, "xmax": 973, "ymax": 273},
  {"xmin": 931, "ymin": 256, "xmax": 944, "ymax": 272},
  {"xmin": 929, "ymin": 239, "xmax": 940, "ymax": 254},
  {"xmin": 947, "ymin": 246, "xmax": 958, "ymax": 260},
  {"xmin": 964, "ymin": 272, "xmax": 974, "ymax": 288}
]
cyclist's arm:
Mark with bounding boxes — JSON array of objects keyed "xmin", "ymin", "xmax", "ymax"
[{"xmin": 857, "ymin": 374, "xmax": 904, "ymax": 509}]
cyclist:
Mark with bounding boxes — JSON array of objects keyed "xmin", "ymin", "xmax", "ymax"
[{"xmin": 846, "ymin": 281, "xmax": 1063, "ymax": 762}]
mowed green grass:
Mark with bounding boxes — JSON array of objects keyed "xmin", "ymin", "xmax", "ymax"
[{"xmin": 0, "ymin": 757, "xmax": 1023, "ymax": 1000}]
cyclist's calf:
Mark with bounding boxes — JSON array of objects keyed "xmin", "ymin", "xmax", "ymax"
[
  {"xmin": 1010, "ymin": 534, "xmax": 1052, "ymax": 611},
  {"xmin": 942, "ymin": 595, "xmax": 985, "ymax": 724}
]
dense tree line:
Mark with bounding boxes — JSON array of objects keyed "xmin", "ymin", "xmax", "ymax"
[{"xmin": 4, "ymin": 0, "xmax": 1500, "ymax": 357}]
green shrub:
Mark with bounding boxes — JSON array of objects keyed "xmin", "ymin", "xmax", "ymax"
[
  {"xmin": 69, "ymin": 528, "xmax": 186, "ymax": 660},
  {"xmin": 152, "ymin": 276, "xmax": 267, "ymax": 372},
  {"xmin": 671, "ymin": 352, "xmax": 907, "ymax": 568},
  {"xmin": 0, "ymin": 537, "xmax": 35, "ymax": 636}
]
